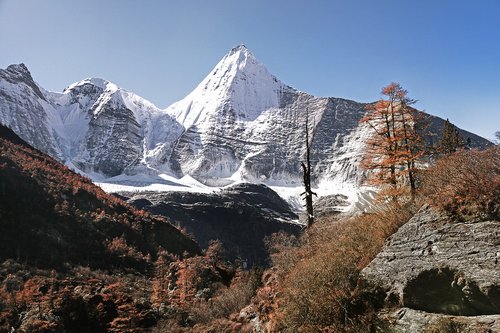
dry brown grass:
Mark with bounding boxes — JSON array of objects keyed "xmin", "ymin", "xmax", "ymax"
[
  {"xmin": 421, "ymin": 146, "xmax": 500, "ymax": 220},
  {"xmin": 189, "ymin": 269, "xmax": 261, "ymax": 325},
  {"xmin": 271, "ymin": 203, "xmax": 415, "ymax": 332}
]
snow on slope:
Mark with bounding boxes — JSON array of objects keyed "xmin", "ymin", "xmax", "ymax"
[
  {"xmin": 166, "ymin": 45, "xmax": 286, "ymax": 130},
  {"xmin": 1, "ymin": 46, "xmax": 492, "ymax": 214},
  {"xmin": 0, "ymin": 65, "xmax": 186, "ymax": 177},
  {"xmin": 0, "ymin": 64, "xmax": 62, "ymax": 158},
  {"xmin": 0, "ymin": 51, "xmax": 384, "ymax": 213},
  {"xmin": 47, "ymin": 77, "xmax": 184, "ymax": 176}
]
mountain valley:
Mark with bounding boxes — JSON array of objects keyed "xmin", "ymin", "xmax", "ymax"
[{"xmin": 0, "ymin": 45, "xmax": 498, "ymax": 333}]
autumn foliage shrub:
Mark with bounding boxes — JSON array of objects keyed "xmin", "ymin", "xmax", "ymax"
[
  {"xmin": 421, "ymin": 146, "xmax": 500, "ymax": 219},
  {"xmin": 264, "ymin": 231, "xmax": 302, "ymax": 279},
  {"xmin": 267, "ymin": 146, "xmax": 498, "ymax": 332},
  {"xmin": 189, "ymin": 268, "xmax": 261, "ymax": 325},
  {"xmin": 0, "ymin": 125, "xmax": 205, "ymax": 332},
  {"xmin": 271, "ymin": 204, "xmax": 415, "ymax": 332},
  {"xmin": 0, "ymin": 125, "xmax": 199, "ymax": 269}
]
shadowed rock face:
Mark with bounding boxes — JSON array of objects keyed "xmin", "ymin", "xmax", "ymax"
[
  {"xmin": 404, "ymin": 267, "xmax": 500, "ymax": 316},
  {"xmin": 361, "ymin": 206, "xmax": 500, "ymax": 332},
  {"xmin": 120, "ymin": 183, "xmax": 302, "ymax": 266}
]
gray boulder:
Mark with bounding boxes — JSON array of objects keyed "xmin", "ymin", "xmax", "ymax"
[{"xmin": 361, "ymin": 205, "xmax": 500, "ymax": 332}]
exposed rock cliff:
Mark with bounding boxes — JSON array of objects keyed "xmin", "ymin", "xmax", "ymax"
[{"xmin": 361, "ymin": 206, "xmax": 500, "ymax": 332}]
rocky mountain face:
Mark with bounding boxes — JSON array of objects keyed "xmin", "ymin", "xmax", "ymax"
[
  {"xmin": 0, "ymin": 46, "xmax": 491, "ymax": 191},
  {"xmin": 0, "ymin": 66, "xmax": 184, "ymax": 178},
  {"xmin": 361, "ymin": 206, "xmax": 500, "ymax": 332},
  {"xmin": 0, "ymin": 64, "xmax": 61, "ymax": 158},
  {"xmin": 119, "ymin": 183, "xmax": 302, "ymax": 266}
]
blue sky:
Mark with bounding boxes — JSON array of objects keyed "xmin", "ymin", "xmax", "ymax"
[{"xmin": 0, "ymin": 0, "xmax": 499, "ymax": 139}]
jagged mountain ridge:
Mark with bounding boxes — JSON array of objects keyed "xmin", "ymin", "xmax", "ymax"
[
  {"xmin": 0, "ymin": 64, "xmax": 184, "ymax": 177},
  {"xmin": 164, "ymin": 45, "xmax": 375, "ymax": 186},
  {"xmin": 0, "ymin": 45, "xmax": 491, "ymax": 191}
]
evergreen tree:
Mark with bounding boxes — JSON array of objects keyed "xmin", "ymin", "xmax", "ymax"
[{"xmin": 437, "ymin": 119, "xmax": 465, "ymax": 154}]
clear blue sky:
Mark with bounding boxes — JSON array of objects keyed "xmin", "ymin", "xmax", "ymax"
[{"xmin": 1, "ymin": 0, "xmax": 499, "ymax": 139}]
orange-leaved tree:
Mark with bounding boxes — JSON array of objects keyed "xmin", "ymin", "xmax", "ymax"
[{"xmin": 360, "ymin": 83, "xmax": 426, "ymax": 201}]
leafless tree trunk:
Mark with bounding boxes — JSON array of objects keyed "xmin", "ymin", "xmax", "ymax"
[{"xmin": 301, "ymin": 109, "xmax": 317, "ymax": 226}]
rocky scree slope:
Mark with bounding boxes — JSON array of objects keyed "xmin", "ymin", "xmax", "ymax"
[
  {"xmin": 0, "ymin": 46, "xmax": 491, "ymax": 190},
  {"xmin": 361, "ymin": 205, "xmax": 500, "ymax": 332}
]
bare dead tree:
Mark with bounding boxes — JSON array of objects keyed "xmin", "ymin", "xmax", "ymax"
[{"xmin": 301, "ymin": 109, "xmax": 317, "ymax": 226}]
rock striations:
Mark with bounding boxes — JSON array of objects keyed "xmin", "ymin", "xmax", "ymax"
[{"xmin": 361, "ymin": 206, "xmax": 500, "ymax": 332}]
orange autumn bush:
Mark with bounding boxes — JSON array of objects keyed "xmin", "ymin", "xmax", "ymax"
[
  {"xmin": 269, "ymin": 203, "xmax": 415, "ymax": 332},
  {"xmin": 421, "ymin": 146, "xmax": 500, "ymax": 219}
]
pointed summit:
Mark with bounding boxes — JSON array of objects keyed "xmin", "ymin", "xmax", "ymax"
[
  {"xmin": 225, "ymin": 44, "xmax": 254, "ymax": 62},
  {"xmin": 4, "ymin": 63, "xmax": 35, "ymax": 84},
  {"xmin": 229, "ymin": 44, "xmax": 249, "ymax": 53},
  {"xmin": 64, "ymin": 77, "xmax": 119, "ymax": 94},
  {"xmin": 211, "ymin": 44, "xmax": 261, "ymax": 78},
  {"xmin": 165, "ymin": 45, "xmax": 288, "ymax": 129},
  {"xmin": 2, "ymin": 63, "xmax": 46, "ymax": 101},
  {"xmin": 6, "ymin": 63, "xmax": 31, "ymax": 76}
]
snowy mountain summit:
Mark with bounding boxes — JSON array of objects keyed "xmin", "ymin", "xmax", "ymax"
[
  {"xmin": 164, "ymin": 45, "xmax": 304, "ymax": 183},
  {"xmin": 168, "ymin": 45, "xmax": 285, "ymax": 129},
  {"xmin": 0, "ymin": 46, "xmax": 490, "ymax": 202}
]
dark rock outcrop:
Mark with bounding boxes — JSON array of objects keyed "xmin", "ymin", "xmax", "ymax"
[
  {"xmin": 121, "ymin": 183, "xmax": 302, "ymax": 266},
  {"xmin": 312, "ymin": 194, "xmax": 350, "ymax": 218},
  {"xmin": 361, "ymin": 206, "xmax": 500, "ymax": 332}
]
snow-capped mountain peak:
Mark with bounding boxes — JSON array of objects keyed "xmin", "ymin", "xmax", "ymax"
[
  {"xmin": 166, "ymin": 45, "xmax": 287, "ymax": 130},
  {"xmin": 6, "ymin": 63, "xmax": 31, "ymax": 76},
  {"xmin": 0, "ymin": 48, "xmax": 491, "ymax": 197},
  {"xmin": 63, "ymin": 77, "xmax": 117, "ymax": 94}
]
